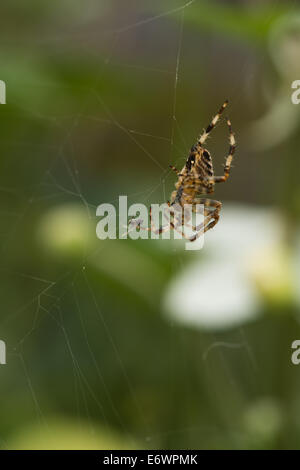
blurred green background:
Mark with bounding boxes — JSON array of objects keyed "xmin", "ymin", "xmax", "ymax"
[{"xmin": 1, "ymin": 0, "xmax": 300, "ymax": 450}]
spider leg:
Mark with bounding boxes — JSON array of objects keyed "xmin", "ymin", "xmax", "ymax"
[
  {"xmin": 162, "ymin": 202, "xmax": 198, "ymax": 240},
  {"xmin": 163, "ymin": 202, "xmax": 186, "ymax": 238},
  {"xmin": 170, "ymin": 213, "xmax": 214, "ymax": 241},
  {"xmin": 169, "ymin": 165, "xmax": 179, "ymax": 174},
  {"xmin": 128, "ymin": 221, "xmax": 171, "ymax": 236},
  {"xmin": 128, "ymin": 206, "xmax": 173, "ymax": 237},
  {"xmin": 149, "ymin": 206, "xmax": 173, "ymax": 235},
  {"xmin": 198, "ymin": 100, "xmax": 228, "ymax": 145},
  {"xmin": 204, "ymin": 117, "xmax": 236, "ymax": 184},
  {"xmin": 176, "ymin": 198, "xmax": 213, "ymax": 231},
  {"xmin": 188, "ymin": 199, "xmax": 222, "ymax": 240},
  {"xmin": 192, "ymin": 198, "xmax": 221, "ymax": 214},
  {"xmin": 166, "ymin": 199, "xmax": 221, "ymax": 241}
]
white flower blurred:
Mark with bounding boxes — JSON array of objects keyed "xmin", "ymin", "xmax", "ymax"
[{"xmin": 163, "ymin": 204, "xmax": 293, "ymax": 330}]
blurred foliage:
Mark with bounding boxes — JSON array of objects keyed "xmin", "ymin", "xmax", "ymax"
[
  {"xmin": 0, "ymin": 0, "xmax": 300, "ymax": 450},
  {"xmin": 166, "ymin": 0, "xmax": 288, "ymax": 45},
  {"xmin": 8, "ymin": 418, "xmax": 135, "ymax": 450}
]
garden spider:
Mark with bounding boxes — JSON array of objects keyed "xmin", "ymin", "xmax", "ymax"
[{"xmin": 129, "ymin": 100, "xmax": 236, "ymax": 242}]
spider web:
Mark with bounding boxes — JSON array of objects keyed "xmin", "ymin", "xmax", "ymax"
[{"xmin": 0, "ymin": 0, "xmax": 290, "ymax": 450}]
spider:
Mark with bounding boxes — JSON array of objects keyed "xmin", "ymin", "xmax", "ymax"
[{"xmin": 129, "ymin": 100, "xmax": 236, "ymax": 242}]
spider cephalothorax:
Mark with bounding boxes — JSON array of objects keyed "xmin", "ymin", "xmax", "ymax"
[{"xmin": 129, "ymin": 100, "xmax": 236, "ymax": 242}]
